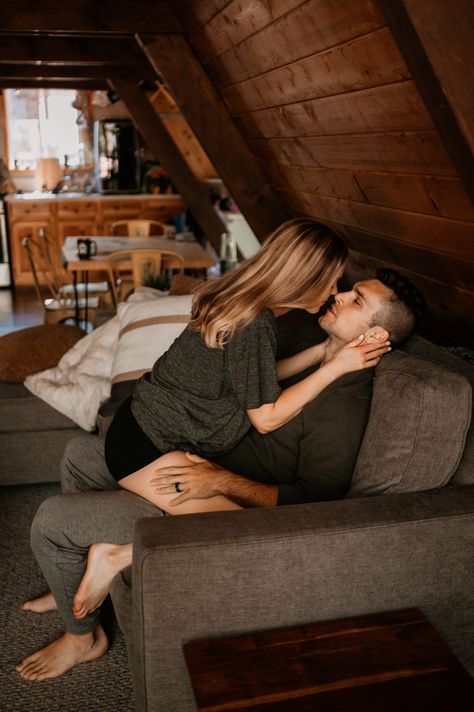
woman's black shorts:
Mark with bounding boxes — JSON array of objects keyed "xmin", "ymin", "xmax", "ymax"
[{"xmin": 104, "ymin": 396, "xmax": 164, "ymax": 481}]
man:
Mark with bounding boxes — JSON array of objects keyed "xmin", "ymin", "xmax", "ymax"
[{"xmin": 16, "ymin": 268, "xmax": 424, "ymax": 681}]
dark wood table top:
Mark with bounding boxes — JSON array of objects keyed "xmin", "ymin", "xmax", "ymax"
[{"xmin": 184, "ymin": 608, "xmax": 474, "ymax": 711}]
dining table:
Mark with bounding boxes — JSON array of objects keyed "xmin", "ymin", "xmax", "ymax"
[{"xmin": 62, "ymin": 234, "xmax": 217, "ymax": 325}]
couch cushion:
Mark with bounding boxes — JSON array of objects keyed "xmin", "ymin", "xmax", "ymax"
[
  {"xmin": 348, "ymin": 351, "xmax": 471, "ymax": 497},
  {"xmin": 0, "ymin": 380, "xmax": 80, "ymax": 433},
  {"xmin": 403, "ymin": 335, "xmax": 474, "ymax": 484},
  {"xmin": 0, "ymin": 324, "xmax": 85, "ymax": 382}
]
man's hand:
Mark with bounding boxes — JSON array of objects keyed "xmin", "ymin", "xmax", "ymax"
[{"xmin": 150, "ymin": 453, "xmax": 226, "ymax": 506}]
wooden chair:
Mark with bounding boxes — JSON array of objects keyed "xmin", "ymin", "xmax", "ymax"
[
  {"xmin": 106, "ymin": 248, "xmax": 185, "ymax": 304},
  {"xmin": 37, "ymin": 227, "xmax": 114, "ymax": 308},
  {"xmin": 109, "ymin": 219, "xmax": 169, "ymax": 237},
  {"xmin": 22, "ymin": 233, "xmax": 111, "ymax": 325}
]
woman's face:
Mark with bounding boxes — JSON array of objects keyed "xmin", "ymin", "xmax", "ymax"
[{"xmin": 301, "ymin": 265, "xmax": 345, "ymax": 314}]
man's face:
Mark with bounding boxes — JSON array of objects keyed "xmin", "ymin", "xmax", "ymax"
[{"xmin": 319, "ymin": 279, "xmax": 393, "ymax": 341}]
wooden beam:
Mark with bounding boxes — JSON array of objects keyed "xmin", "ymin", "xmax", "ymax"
[
  {"xmin": 0, "ymin": 78, "xmax": 107, "ymax": 89},
  {"xmin": 138, "ymin": 33, "xmax": 289, "ymax": 241},
  {"xmin": 376, "ymin": 0, "xmax": 474, "ymax": 205},
  {"xmin": 0, "ymin": 35, "xmax": 149, "ymax": 64},
  {"xmin": 0, "ymin": 1, "xmax": 182, "ymax": 34},
  {"xmin": 110, "ymin": 79, "xmax": 225, "ymax": 251},
  {"xmin": 0, "ymin": 63, "xmax": 157, "ymax": 80}
]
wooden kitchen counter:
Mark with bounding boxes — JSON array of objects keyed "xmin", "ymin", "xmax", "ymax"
[{"xmin": 5, "ymin": 192, "xmax": 185, "ymax": 285}]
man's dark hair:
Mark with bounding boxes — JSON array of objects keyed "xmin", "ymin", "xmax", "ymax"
[{"xmin": 370, "ymin": 268, "xmax": 425, "ymax": 345}]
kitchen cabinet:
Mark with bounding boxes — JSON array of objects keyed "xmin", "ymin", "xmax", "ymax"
[{"xmin": 6, "ymin": 194, "xmax": 185, "ymax": 285}]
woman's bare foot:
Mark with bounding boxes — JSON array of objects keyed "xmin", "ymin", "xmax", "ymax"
[
  {"xmin": 20, "ymin": 592, "xmax": 57, "ymax": 614},
  {"xmin": 15, "ymin": 624, "xmax": 108, "ymax": 681},
  {"xmin": 73, "ymin": 542, "xmax": 132, "ymax": 619}
]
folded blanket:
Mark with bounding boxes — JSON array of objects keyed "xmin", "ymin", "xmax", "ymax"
[{"xmin": 25, "ymin": 317, "xmax": 120, "ymax": 431}]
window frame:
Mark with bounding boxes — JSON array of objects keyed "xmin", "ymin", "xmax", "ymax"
[{"xmin": 0, "ymin": 88, "xmax": 93, "ymax": 175}]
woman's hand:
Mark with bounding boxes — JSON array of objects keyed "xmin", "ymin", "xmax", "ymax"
[
  {"xmin": 327, "ymin": 334, "xmax": 391, "ymax": 375},
  {"xmin": 150, "ymin": 453, "xmax": 224, "ymax": 505}
]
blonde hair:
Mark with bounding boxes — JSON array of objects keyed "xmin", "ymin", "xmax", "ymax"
[{"xmin": 190, "ymin": 218, "xmax": 347, "ymax": 348}]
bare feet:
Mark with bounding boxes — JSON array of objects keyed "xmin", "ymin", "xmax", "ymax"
[
  {"xmin": 20, "ymin": 592, "xmax": 57, "ymax": 614},
  {"xmin": 73, "ymin": 542, "xmax": 132, "ymax": 619},
  {"xmin": 15, "ymin": 624, "xmax": 108, "ymax": 681}
]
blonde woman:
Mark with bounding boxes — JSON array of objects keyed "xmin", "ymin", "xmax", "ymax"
[{"xmin": 71, "ymin": 218, "xmax": 389, "ymax": 618}]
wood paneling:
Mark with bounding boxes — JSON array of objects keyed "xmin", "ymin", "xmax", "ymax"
[
  {"xmin": 202, "ymin": 0, "xmax": 384, "ymax": 87},
  {"xmin": 221, "ymin": 29, "xmax": 409, "ymax": 113},
  {"xmin": 353, "ymin": 173, "xmax": 474, "ymax": 221},
  {"xmin": 250, "ymin": 131, "xmax": 455, "ymax": 175},
  {"xmin": 279, "ymin": 190, "xmax": 474, "ymax": 259},
  {"xmin": 263, "ymin": 163, "xmax": 474, "ymax": 221},
  {"xmin": 171, "ymin": 0, "xmax": 233, "ymax": 34},
  {"xmin": 235, "ymin": 81, "xmax": 432, "ymax": 139},
  {"xmin": 190, "ymin": 0, "xmax": 307, "ymax": 62}
]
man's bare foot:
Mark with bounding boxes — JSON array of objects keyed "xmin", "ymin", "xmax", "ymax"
[
  {"xmin": 15, "ymin": 624, "xmax": 108, "ymax": 681},
  {"xmin": 20, "ymin": 592, "xmax": 57, "ymax": 614},
  {"xmin": 73, "ymin": 542, "xmax": 132, "ymax": 619}
]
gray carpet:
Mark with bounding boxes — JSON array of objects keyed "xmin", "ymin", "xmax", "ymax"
[{"xmin": 0, "ymin": 483, "xmax": 134, "ymax": 712}]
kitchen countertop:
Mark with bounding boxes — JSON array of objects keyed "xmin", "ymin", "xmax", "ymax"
[{"xmin": 5, "ymin": 192, "xmax": 182, "ymax": 201}]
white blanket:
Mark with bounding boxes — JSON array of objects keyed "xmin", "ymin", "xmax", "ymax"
[{"xmin": 25, "ymin": 317, "xmax": 120, "ymax": 431}]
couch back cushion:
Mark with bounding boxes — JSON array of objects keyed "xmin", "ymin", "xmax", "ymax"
[
  {"xmin": 403, "ymin": 335, "xmax": 474, "ymax": 485},
  {"xmin": 348, "ymin": 350, "xmax": 472, "ymax": 497}
]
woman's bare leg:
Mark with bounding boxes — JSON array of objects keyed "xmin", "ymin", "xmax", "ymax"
[
  {"xmin": 72, "ymin": 451, "xmax": 241, "ymax": 618},
  {"xmin": 118, "ymin": 451, "xmax": 242, "ymax": 515}
]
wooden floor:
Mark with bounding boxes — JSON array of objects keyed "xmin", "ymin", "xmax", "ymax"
[{"xmin": 0, "ymin": 287, "xmax": 44, "ymax": 337}]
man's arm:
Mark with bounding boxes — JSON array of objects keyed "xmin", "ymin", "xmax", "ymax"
[{"xmin": 151, "ymin": 454, "xmax": 278, "ymax": 508}]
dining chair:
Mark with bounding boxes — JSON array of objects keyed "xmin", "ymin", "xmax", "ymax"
[
  {"xmin": 106, "ymin": 248, "xmax": 185, "ymax": 305},
  {"xmin": 109, "ymin": 219, "xmax": 169, "ymax": 237},
  {"xmin": 22, "ymin": 233, "xmax": 111, "ymax": 325}
]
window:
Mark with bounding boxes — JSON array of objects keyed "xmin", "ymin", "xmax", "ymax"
[{"xmin": 4, "ymin": 88, "xmax": 88, "ymax": 171}]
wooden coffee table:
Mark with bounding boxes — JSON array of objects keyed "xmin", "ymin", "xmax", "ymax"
[{"xmin": 184, "ymin": 608, "xmax": 473, "ymax": 711}]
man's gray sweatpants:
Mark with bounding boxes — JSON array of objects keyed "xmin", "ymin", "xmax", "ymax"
[{"xmin": 30, "ymin": 436, "xmax": 164, "ymax": 635}]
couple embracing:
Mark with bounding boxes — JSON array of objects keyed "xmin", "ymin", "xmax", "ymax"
[{"xmin": 17, "ymin": 219, "xmax": 424, "ymax": 681}]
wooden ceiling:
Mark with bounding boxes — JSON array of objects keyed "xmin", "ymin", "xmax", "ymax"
[{"xmin": 1, "ymin": 0, "xmax": 473, "ymax": 344}]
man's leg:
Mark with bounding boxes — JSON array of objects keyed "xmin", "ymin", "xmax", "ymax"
[
  {"xmin": 17, "ymin": 487, "xmax": 163, "ymax": 680},
  {"xmin": 61, "ymin": 435, "xmax": 118, "ymax": 493},
  {"xmin": 21, "ymin": 435, "xmax": 119, "ymax": 613}
]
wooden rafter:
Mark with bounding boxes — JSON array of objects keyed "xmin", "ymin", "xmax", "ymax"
[
  {"xmin": 110, "ymin": 79, "xmax": 225, "ymax": 251},
  {"xmin": 376, "ymin": 0, "xmax": 474, "ymax": 205},
  {"xmin": 138, "ymin": 33, "xmax": 289, "ymax": 241},
  {"xmin": 0, "ymin": 35, "xmax": 150, "ymax": 64},
  {"xmin": 0, "ymin": 1, "xmax": 182, "ymax": 34},
  {"xmin": 0, "ymin": 63, "xmax": 157, "ymax": 80},
  {"xmin": 0, "ymin": 78, "xmax": 108, "ymax": 89}
]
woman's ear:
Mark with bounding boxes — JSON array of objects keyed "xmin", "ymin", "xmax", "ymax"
[{"xmin": 362, "ymin": 326, "xmax": 390, "ymax": 344}]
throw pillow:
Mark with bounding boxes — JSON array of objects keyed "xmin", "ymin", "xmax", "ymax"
[
  {"xmin": 0, "ymin": 324, "xmax": 85, "ymax": 382},
  {"xmin": 348, "ymin": 351, "xmax": 472, "ymax": 497},
  {"xmin": 110, "ymin": 294, "xmax": 193, "ymax": 385}
]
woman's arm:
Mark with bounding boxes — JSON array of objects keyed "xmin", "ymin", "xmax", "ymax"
[
  {"xmin": 248, "ymin": 336, "xmax": 390, "ymax": 434},
  {"xmin": 276, "ymin": 340, "xmax": 328, "ymax": 380}
]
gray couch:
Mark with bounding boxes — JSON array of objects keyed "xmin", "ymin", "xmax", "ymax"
[{"xmin": 1, "ymin": 332, "xmax": 473, "ymax": 711}]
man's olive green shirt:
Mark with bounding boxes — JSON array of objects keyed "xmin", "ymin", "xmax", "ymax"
[{"xmin": 213, "ymin": 368, "xmax": 374, "ymax": 505}]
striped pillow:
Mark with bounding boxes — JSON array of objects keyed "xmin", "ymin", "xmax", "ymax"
[{"xmin": 110, "ymin": 295, "xmax": 193, "ymax": 384}]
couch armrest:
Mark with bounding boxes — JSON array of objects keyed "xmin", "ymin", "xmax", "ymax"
[{"xmin": 131, "ymin": 486, "xmax": 474, "ymax": 711}]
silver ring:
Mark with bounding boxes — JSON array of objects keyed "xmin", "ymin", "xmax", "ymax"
[{"xmin": 175, "ymin": 482, "xmax": 183, "ymax": 493}]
